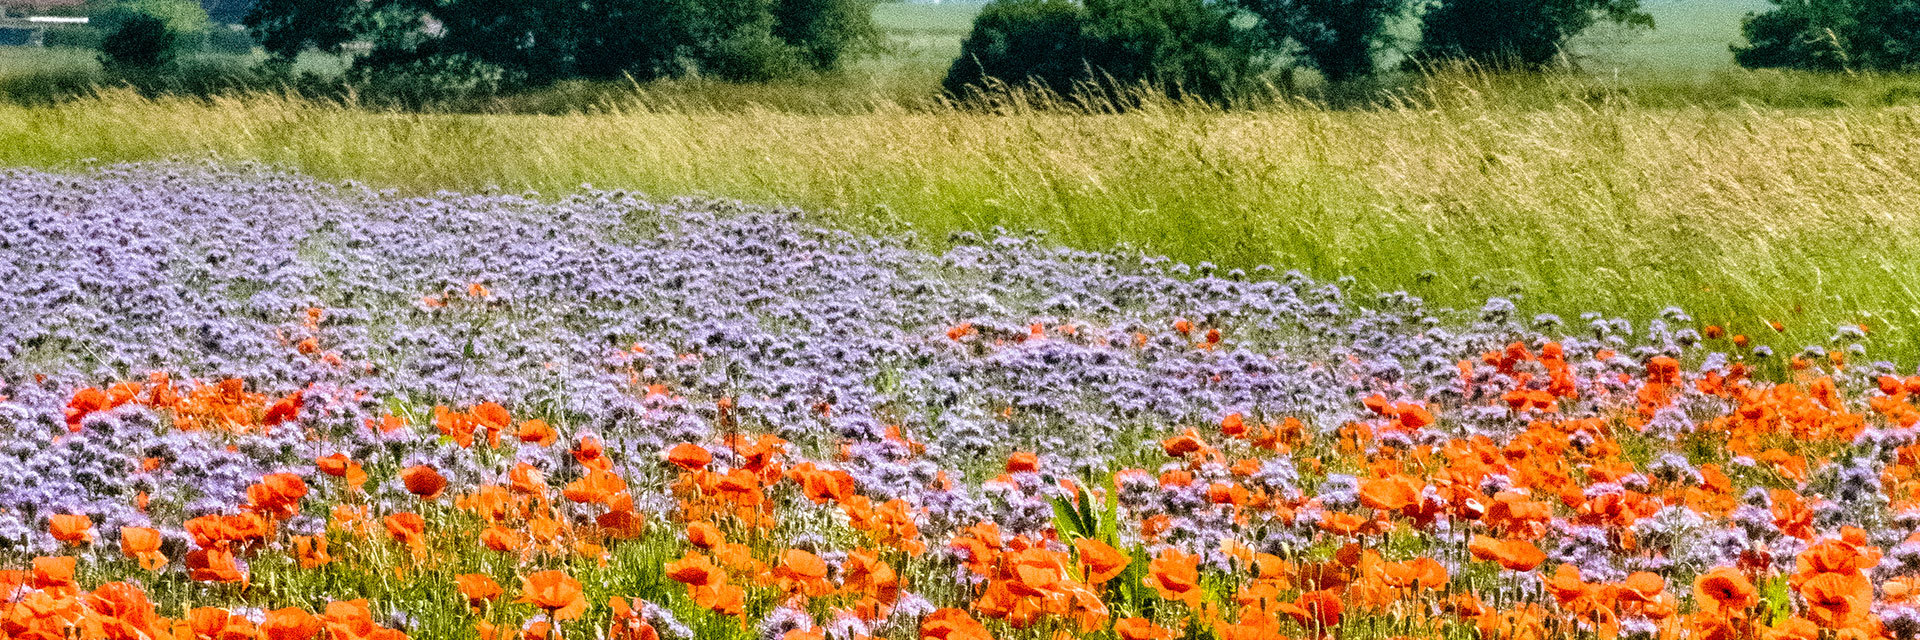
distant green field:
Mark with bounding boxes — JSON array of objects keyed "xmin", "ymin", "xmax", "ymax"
[{"xmin": 1571, "ymin": 0, "xmax": 1774, "ymax": 71}]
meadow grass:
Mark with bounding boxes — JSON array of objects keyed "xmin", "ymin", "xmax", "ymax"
[{"xmin": 4, "ymin": 80, "xmax": 1920, "ymax": 360}]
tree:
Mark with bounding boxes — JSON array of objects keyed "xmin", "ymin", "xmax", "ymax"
[
  {"xmin": 1236, "ymin": 0, "xmax": 1410, "ymax": 82},
  {"xmin": 92, "ymin": 0, "xmax": 208, "ymax": 66},
  {"xmin": 1080, "ymin": 0, "xmax": 1265, "ymax": 100},
  {"xmin": 1733, "ymin": 0, "xmax": 1920, "ymax": 71},
  {"xmin": 98, "ymin": 12, "xmax": 177, "ymax": 70},
  {"xmin": 774, "ymin": 0, "xmax": 883, "ymax": 71},
  {"xmin": 943, "ymin": 0, "xmax": 1264, "ymax": 103},
  {"xmin": 1410, "ymin": 0, "xmax": 1654, "ymax": 69},
  {"xmin": 943, "ymin": 0, "xmax": 1091, "ymax": 97},
  {"xmin": 244, "ymin": 0, "xmax": 885, "ymax": 90},
  {"xmin": 92, "ymin": 0, "xmax": 209, "ymax": 39}
]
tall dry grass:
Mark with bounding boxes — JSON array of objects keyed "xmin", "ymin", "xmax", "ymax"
[{"xmin": 4, "ymin": 82, "xmax": 1920, "ymax": 356}]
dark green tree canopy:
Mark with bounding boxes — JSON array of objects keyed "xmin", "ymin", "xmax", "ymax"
[
  {"xmin": 98, "ymin": 12, "xmax": 178, "ymax": 70},
  {"xmin": 1236, "ymin": 0, "xmax": 1408, "ymax": 82},
  {"xmin": 1410, "ymin": 0, "xmax": 1654, "ymax": 69},
  {"xmin": 943, "ymin": 0, "xmax": 1262, "ymax": 103},
  {"xmin": 243, "ymin": 0, "xmax": 882, "ymax": 86},
  {"xmin": 1734, "ymin": 0, "xmax": 1920, "ymax": 71}
]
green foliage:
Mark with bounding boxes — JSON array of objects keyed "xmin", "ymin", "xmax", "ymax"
[
  {"xmin": 97, "ymin": 13, "xmax": 178, "ymax": 71},
  {"xmin": 92, "ymin": 0, "xmax": 210, "ymax": 39},
  {"xmin": 1236, "ymin": 0, "xmax": 1411, "ymax": 82},
  {"xmin": 90, "ymin": 0, "xmax": 208, "ymax": 73},
  {"xmin": 242, "ymin": 0, "xmax": 356, "ymax": 59},
  {"xmin": 943, "ymin": 0, "xmax": 1264, "ymax": 103},
  {"xmin": 1411, "ymin": 0, "xmax": 1655, "ymax": 69},
  {"xmin": 776, "ymin": 0, "xmax": 886, "ymax": 71},
  {"xmin": 1733, "ymin": 0, "xmax": 1920, "ymax": 71},
  {"xmin": 244, "ymin": 0, "xmax": 886, "ymax": 93},
  {"xmin": 944, "ymin": 0, "xmax": 1092, "ymax": 96},
  {"xmin": 1080, "ymin": 0, "xmax": 1265, "ymax": 100},
  {"xmin": 1048, "ymin": 476, "xmax": 1159, "ymax": 618}
]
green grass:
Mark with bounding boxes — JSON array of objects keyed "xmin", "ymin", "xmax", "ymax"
[{"xmin": 4, "ymin": 83, "xmax": 1920, "ymax": 361}]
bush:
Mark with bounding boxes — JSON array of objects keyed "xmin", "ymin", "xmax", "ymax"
[
  {"xmin": 944, "ymin": 0, "xmax": 1264, "ymax": 104},
  {"xmin": 1734, "ymin": 0, "xmax": 1920, "ymax": 72},
  {"xmin": 1410, "ymin": 0, "xmax": 1653, "ymax": 69},
  {"xmin": 98, "ymin": 13, "xmax": 178, "ymax": 71}
]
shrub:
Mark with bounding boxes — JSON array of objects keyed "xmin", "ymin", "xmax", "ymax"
[
  {"xmin": 944, "ymin": 0, "xmax": 1264, "ymax": 103},
  {"xmin": 1410, "ymin": 0, "xmax": 1654, "ymax": 69},
  {"xmin": 1733, "ymin": 0, "xmax": 1920, "ymax": 72},
  {"xmin": 98, "ymin": 13, "xmax": 178, "ymax": 71}
]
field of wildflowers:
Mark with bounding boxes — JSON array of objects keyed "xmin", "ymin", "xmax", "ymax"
[{"xmin": 1, "ymin": 162, "xmax": 1916, "ymax": 640}]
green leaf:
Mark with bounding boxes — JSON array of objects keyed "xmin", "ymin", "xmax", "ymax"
[{"xmin": 1051, "ymin": 494, "xmax": 1089, "ymax": 540}]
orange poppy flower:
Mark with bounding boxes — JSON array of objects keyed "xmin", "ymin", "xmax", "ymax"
[
  {"xmin": 48, "ymin": 514, "xmax": 92, "ymax": 544},
  {"xmin": 1467, "ymin": 535, "xmax": 1545, "ymax": 571},
  {"xmin": 401, "ymin": 465, "xmax": 448, "ymax": 499},
  {"xmin": 320, "ymin": 599, "xmax": 378, "ymax": 639},
  {"xmin": 120, "ymin": 526, "xmax": 165, "ymax": 570},
  {"xmin": 316, "ymin": 453, "xmax": 351, "ymax": 476},
  {"xmin": 458, "ymin": 573, "xmax": 503, "ymax": 606},
  {"xmin": 692, "ymin": 583, "xmax": 745, "ymax": 616},
  {"xmin": 1318, "ymin": 512, "xmax": 1366, "ymax": 536},
  {"xmin": 665, "ymin": 443, "xmax": 712, "ymax": 471},
  {"xmin": 1073, "ymin": 538, "xmax": 1130, "ymax": 584},
  {"xmin": 261, "ymin": 607, "xmax": 322, "ymax": 640},
  {"xmin": 1618, "ymin": 571, "xmax": 1666, "ymax": 602},
  {"xmin": 481, "ymin": 525, "xmax": 525, "ymax": 553},
  {"xmin": 774, "ymin": 549, "xmax": 833, "ymax": 597},
  {"xmin": 1798, "ymin": 571, "xmax": 1872, "ymax": 628},
  {"xmin": 1145, "ymin": 547, "xmax": 1203, "ymax": 607},
  {"xmin": 920, "ymin": 609, "xmax": 993, "ymax": 640},
  {"xmin": 665, "ymin": 552, "xmax": 725, "ymax": 587},
  {"xmin": 383, "ymin": 512, "xmax": 426, "ymax": 547},
  {"xmin": 1284, "ymin": 589, "xmax": 1344, "ymax": 629},
  {"xmin": 262, "ymin": 392, "xmax": 303, "ymax": 427},
  {"xmin": 516, "ymin": 419, "xmax": 558, "ymax": 447},
  {"xmin": 184, "ymin": 548, "xmax": 245, "ymax": 584},
  {"xmin": 1161, "ymin": 429, "xmax": 1208, "ymax": 457},
  {"xmin": 31, "ymin": 555, "xmax": 75, "ymax": 590},
  {"xmin": 1005, "ymin": 452, "xmax": 1040, "ymax": 473},
  {"xmin": 1693, "ymin": 566, "xmax": 1757, "ymax": 612},
  {"xmin": 509, "ymin": 463, "xmax": 548, "ymax": 495},
  {"xmin": 517, "ymin": 570, "xmax": 586, "ymax": 620},
  {"xmin": 685, "ymin": 521, "xmax": 725, "ymax": 549},
  {"xmin": 842, "ymin": 548, "xmax": 900, "ymax": 602},
  {"xmin": 1358, "ymin": 475, "xmax": 1421, "ymax": 512},
  {"xmin": 469, "ymin": 402, "xmax": 510, "ymax": 429},
  {"xmin": 1114, "ymin": 617, "xmax": 1173, "ymax": 640},
  {"xmin": 1758, "ymin": 616, "xmax": 1818, "ymax": 640},
  {"xmin": 293, "ymin": 535, "xmax": 332, "ymax": 569}
]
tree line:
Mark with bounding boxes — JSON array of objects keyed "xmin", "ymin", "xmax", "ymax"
[
  {"xmin": 943, "ymin": 0, "xmax": 1920, "ymax": 101},
  {"xmin": 78, "ymin": 0, "xmax": 1920, "ymax": 103}
]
